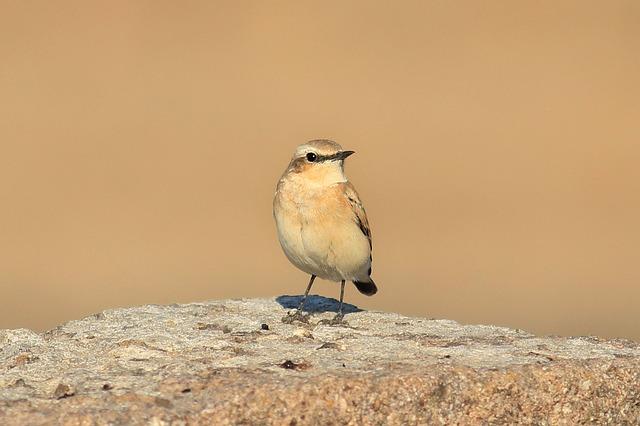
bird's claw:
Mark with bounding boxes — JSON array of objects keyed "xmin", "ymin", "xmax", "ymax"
[
  {"xmin": 281, "ymin": 310, "xmax": 310, "ymax": 324},
  {"xmin": 318, "ymin": 313, "xmax": 346, "ymax": 326}
]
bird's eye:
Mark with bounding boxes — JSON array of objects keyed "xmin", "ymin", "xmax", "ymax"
[{"xmin": 306, "ymin": 152, "xmax": 318, "ymax": 162}]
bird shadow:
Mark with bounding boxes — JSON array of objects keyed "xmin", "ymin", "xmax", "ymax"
[{"xmin": 276, "ymin": 294, "xmax": 363, "ymax": 314}]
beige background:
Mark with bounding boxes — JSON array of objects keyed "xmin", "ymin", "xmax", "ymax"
[{"xmin": 1, "ymin": 1, "xmax": 638, "ymax": 340}]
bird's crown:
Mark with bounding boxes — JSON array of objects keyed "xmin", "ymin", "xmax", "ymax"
[{"xmin": 293, "ymin": 139, "xmax": 343, "ymax": 159}]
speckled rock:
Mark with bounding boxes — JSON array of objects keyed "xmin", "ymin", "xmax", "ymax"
[{"xmin": 1, "ymin": 296, "xmax": 639, "ymax": 425}]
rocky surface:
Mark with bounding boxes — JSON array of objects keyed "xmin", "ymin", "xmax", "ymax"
[{"xmin": 1, "ymin": 296, "xmax": 639, "ymax": 425}]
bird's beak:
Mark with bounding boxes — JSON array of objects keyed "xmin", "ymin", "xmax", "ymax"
[{"xmin": 335, "ymin": 150, "xmax": 355, "ymax": 160}]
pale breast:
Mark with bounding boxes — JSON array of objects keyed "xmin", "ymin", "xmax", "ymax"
[{"xmin": 274, "ymin": 178, "xmax": 371, "ymax": 281}]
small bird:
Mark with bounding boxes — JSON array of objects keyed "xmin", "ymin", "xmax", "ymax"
[{"xmin": 273, "ymin": 139, "xmax": 377, "ymax": 324}]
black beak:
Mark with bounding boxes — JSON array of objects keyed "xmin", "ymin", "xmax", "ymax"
[{"xmin": 335, "ymin": 150, "xmax": 355, "ymax": 160}]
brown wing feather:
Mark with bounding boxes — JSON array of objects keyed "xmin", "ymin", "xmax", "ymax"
[
  {"xmin": 340, "ymin": 181, "xmax": 372, "ymax": 250},
  {"xmin": 340, "ymin": 181, "xmax": 377, "ymax": 293}
]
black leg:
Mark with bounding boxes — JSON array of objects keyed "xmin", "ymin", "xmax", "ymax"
[
  {"xmin": 337, "ymin": 280, "xmax": 345, "ymax": 316},
  {"xmin": 317, "ymin": 280, "xmax": 347, "ymax": 326},
  {"xmin": 282, "ymin": 275, "xmax": 315, "ymax": 324},
  {"xmin": 327, "ymin": 280, "xmax": 346, "ymax": 324},
  {"xmin": 297, "ymin": 275, "xmax": 316, "ymax": 312}
]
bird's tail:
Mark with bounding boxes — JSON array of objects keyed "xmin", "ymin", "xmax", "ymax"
[{"xmin": 353, "ymin": 278, "xmax": 378, "ymax": 296}]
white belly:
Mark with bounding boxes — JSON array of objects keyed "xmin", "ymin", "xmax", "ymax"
[{"xmin": 274, "ymin": 196, "xmax": 371, "ymax": 282}]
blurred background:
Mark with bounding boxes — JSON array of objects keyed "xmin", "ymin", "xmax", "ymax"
[{"xmin": 1, "ymin": 1, "xmax": 638, "ymax": 340}]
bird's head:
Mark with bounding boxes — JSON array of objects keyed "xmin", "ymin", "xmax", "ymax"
[{"xmin": 286, "ymin": 139, "xmax": 355, "ymax": 186}]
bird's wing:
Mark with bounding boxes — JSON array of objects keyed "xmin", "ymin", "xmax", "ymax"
[{"xmin": 339, "ymin": 181, "xmax": 372, "ymax": 249}]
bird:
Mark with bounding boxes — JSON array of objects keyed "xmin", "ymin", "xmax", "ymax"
[{"xmin": 273, "ymin": 139, "xmax": 377, "ymax": 324}]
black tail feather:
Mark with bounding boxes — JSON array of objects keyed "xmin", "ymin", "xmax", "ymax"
[{"xmin": 353, "ymin": 279, "xmax": 378, "ymax": 296}]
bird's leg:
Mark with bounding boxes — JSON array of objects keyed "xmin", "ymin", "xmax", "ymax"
[
  {"xmin": 297, "ymin": 275, "xmax": 316, "ymax": 312},
  {"xmin": 319, "ymin": 280, "xmax": 347, "ymax": 326},
  {"xmin": 330, "ymin": 280, "xmax": 346, "ymax": 324},
  {"xmin": 282, "ymin": 275, "xmax": 315, "ymax": 324}
]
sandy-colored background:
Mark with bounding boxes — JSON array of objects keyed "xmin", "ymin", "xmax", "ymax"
[{"xmin": 1, "ymin": 1, "xmax": 638, "ymax": 340}]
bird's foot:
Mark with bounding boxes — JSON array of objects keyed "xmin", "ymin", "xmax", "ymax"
[
  {"xmin": 318, "ymin": 312, "xmax": 347, "ymax": 327},
  {"xmin": 281, "ymin": 310, "xmax": 310, "ymax": 324}
]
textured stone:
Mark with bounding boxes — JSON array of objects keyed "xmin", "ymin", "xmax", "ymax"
[{"xmin": 1, "ymin": 296, "xmax": 639, "ymax": 425}]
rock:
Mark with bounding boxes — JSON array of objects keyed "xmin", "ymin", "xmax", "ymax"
[
  {"xmin": 1, "ymin": 296, "xmax": 639, "ymax": 424},
  {"xmin": 53, "ymin": 383, "xmax": 75, "ymax": 399}
]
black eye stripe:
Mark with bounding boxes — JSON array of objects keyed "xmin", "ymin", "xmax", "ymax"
[
  {"xmin": 316, "ymin": 153, "xmax": 339, "ymax": 162},
  {"xmin": 304, "ymin": 151, "xmax": 348, "ymax": 163}
]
